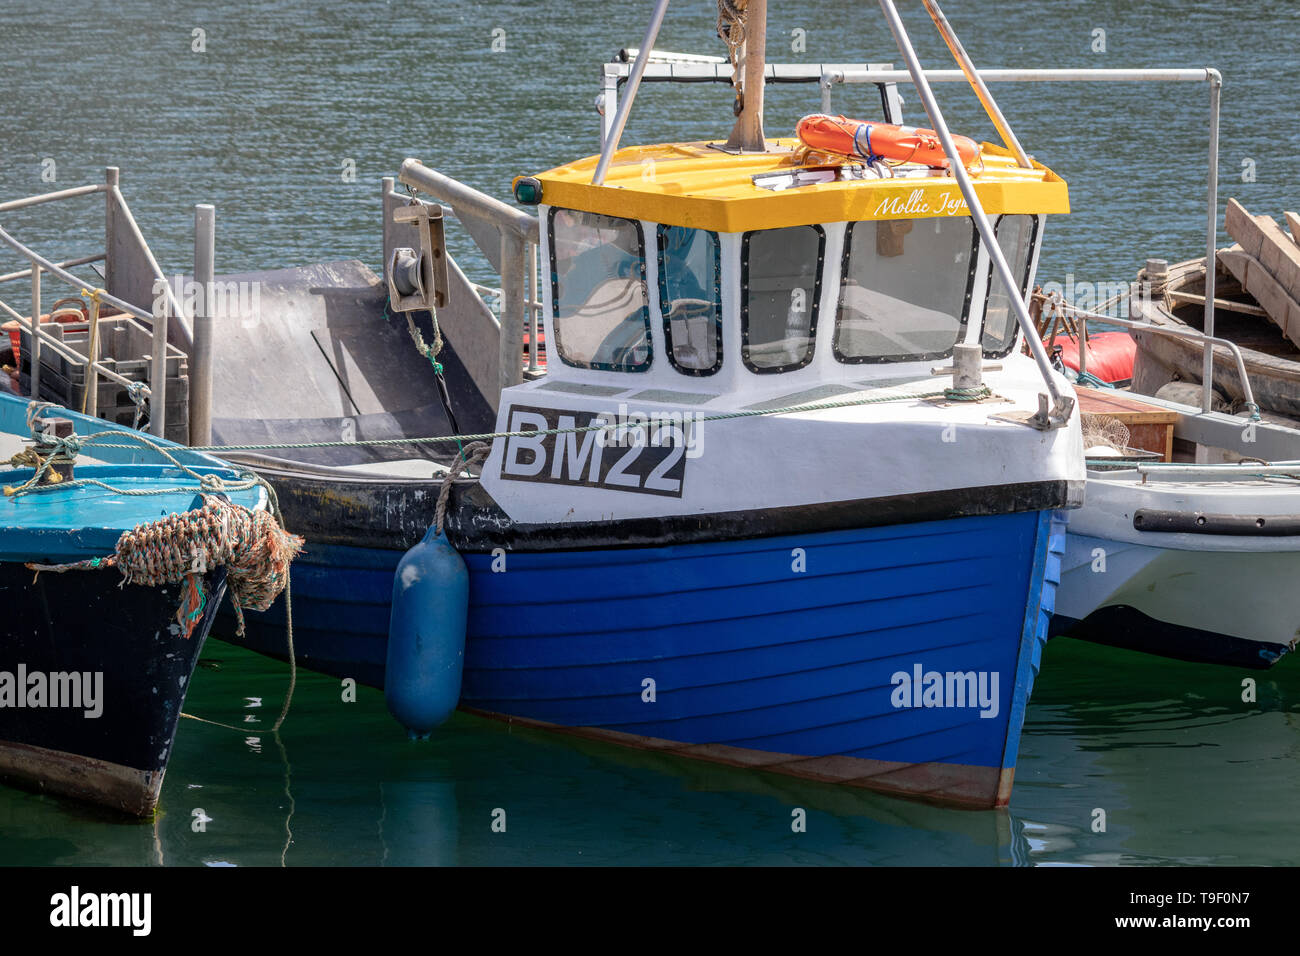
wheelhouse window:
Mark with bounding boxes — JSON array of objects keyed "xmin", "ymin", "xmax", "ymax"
[
  {"xmin": 981, "ymin": 215, "xmax": 1038, "ymax": 356},
  {"xmin": 834, "ymin": 217, "xmax": 979, "ymax": 363},
  {"xmin": 657, "ymin": 225, "xmax": 722, "ymax": 376},
  {"xmin": 741, "ymin": 225, "xmax": 824, "ymax": 373},
  {"xmin": 549, "ymin": 208, "xmax": 651, "ymax": 372}
]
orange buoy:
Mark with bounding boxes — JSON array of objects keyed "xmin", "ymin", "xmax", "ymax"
[{"xmin": 795, "ymin": 114, "xmax": 980, "ymax": 169}]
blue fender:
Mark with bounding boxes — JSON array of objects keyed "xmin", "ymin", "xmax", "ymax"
[{"xmin": 385, "ymin": 527, "xmax": 468, "ymax": 737}]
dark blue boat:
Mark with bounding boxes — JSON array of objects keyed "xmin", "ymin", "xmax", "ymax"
[{"xmin": 0, "ymin": 392, "xmax": 271, "ymax": 815}]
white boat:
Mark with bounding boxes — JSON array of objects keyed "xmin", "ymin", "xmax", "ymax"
[
  {"xmin": 1043, "ymin": 291, "xmax": 1300, "ymax": 668},
  {"xmin": 1057, "ymin": 452, "xmax": 1300, "ymax": 668}
]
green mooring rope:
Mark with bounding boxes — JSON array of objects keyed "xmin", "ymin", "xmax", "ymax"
[
  {"xmin": 943, "ymin": 384, "xmax": 992, "ymax": 402},
  {"xmin": 80, "ymin": 386, "xmax": 981, "ymax": 456}
]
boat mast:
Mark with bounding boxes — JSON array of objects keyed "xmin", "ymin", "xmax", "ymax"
[{"xmin": 723, "ymin": 0, "xmax": 768, "ymax": 152}]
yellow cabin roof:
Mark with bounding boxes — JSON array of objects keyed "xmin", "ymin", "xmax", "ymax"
[{"xmin": 522, "ymin": 139, "xmax": 1069, "ymax": 233}]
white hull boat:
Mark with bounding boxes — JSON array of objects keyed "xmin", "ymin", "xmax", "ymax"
[
  {"xmin": 1056, "ymin": 455, "xmax": 1300, "ymax": 668},
  {"xmin": 1037, "ymin": 183, "xmax": 1300, "ymax": 669}
]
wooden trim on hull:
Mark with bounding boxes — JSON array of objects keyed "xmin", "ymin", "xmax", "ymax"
[
  {"xmin": 462, "ymin": 707, "xmax": 1013, "ymax": 810},
  {"xmin": 0, "ymin": 739, "xmax": 159, "ymax": 816}
]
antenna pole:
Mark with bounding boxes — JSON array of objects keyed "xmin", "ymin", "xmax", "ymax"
[
  {"xmin": 922, "ymin": 0, "xmax": 1032, "ymax": 168},
  {"xmin": 725, "ymin": 0, "xmax": 768, "ymax": 151},
  {"xmin": 592, "ymin": 0, "xmax": 671, "ymax": 185}
]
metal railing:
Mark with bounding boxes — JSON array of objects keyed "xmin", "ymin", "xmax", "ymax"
[
  {"xmin": 1038, "ymin": 291, "xmax": 1260, "ymax": 419},
  {"xmin": 596, "ymin": 58, "xmax": 906, "ymax": 146},
  {"xmin": 823, "ymin": 61, "xmax": 1224, "ymax": 414},
  {"xmin": 389, "ymin": 162, "xmax": 542, "ymax": 397},
  {"xmin": 0, "ymin": 168, "xmax": 207, "ymax": 438},
  {"xmin": 1135, "ymin": 461, "xmax": 1300, "ymax": 481}
]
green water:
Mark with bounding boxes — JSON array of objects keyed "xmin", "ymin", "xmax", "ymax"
[
  {"xmin": 1, "ymin": 0, "xmax": 1299, "ymax": 865},
  {"xmin": 2, "ymin": 638, "xmax": 1296, "ymax": 866}
]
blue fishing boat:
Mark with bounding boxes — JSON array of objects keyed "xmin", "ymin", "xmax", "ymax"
[
  {"xmin": 0, "ymin": 391, "xmax": 296, "ymax": 815},
  {"xmin": 221, "ymin": 0, "xmax": 1084, "ymax": 807}
]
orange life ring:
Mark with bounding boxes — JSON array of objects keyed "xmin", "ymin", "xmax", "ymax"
[{"xmin": 795, "ymin": 114, "xmax": 980, "ymax": 169}]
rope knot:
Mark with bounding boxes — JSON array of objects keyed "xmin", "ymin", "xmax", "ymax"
[{"xmin": 26, "ymin": 495, "xmax": 304, "ymax": 640}]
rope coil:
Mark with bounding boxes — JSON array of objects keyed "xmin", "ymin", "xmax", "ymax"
[
  {"xmin": 943, "ymin": 384, "xmax": 993, "ymax": 402},
  {"xmin": 27, "ymin": 494, "xmax": 303, "ymax": 640}
]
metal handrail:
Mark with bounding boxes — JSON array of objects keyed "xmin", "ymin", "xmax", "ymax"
[
  {"xmin": 398, "ymin": 161, "xmax": 535, "ymax": 240},
  {"xmin": 0, "ymin": 253, "xmax": 105, "ymax": 285},
  {"xmin": 823, "ymin": 67, "xmax": 1219, "ymax": 85},
  {"xmin": 825, "ymin": 63, "xmax": 1223, "ymax": 415},
  {"xmin": 0, "ymin": 183, "xmax": 107, "ymax": 214},
  {"xmin": 1040, "ymin": 292, "xmax": 1260, "ymax": 419},
  {"xmin": 1135, "ymin": 462, "xmax": 1300, "ymax": 480},
  {"xmin": 0, "ymin": 226, "xmax": 158, "ymax": 324},
  {"xmin": 0, "ymin": 170, "xmax": 182, "ymax": 435},
  {"xmin": 393, "ymin": 161, "xmax": 543, "ymax": 390}
]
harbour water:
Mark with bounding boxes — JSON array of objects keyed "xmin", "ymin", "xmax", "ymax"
[{"xmin": 1, "ymin": 0, "xmax": 1298, "ymax": 865}]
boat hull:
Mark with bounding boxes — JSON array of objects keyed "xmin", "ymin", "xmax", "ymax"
[
  {"xmin": 0, "ymin": 564, "xmax": 226, "ymax": 815},
  {"xmin": 238, "ymin": 509, "xmax": 1065, "ymax": 808},
  {"xmin": 1053, "ymin": 533, "xmax": 1299, "ymax": 668}
]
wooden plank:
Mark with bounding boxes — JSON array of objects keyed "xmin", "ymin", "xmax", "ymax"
[
  {"xmin": 1076, "ymin": 386, "xmax": 1178, "ymax": 422},
  {"xmin": 1224, "ymin": 198, "xmax": 1264, "ymax": 257},
  {"xmin": 1286, "ymin": 211, "xmax": 1300, "ymax": 247},
  {"xmin": 1257, "ymin": 218, "xmax": 1300, "ymax": 302},
  {"xmin": 1166, "ymin": 289, "xmax": 1269, "ymax": 317},
  {"xmin": 1223, "ymin": 198, "xmax": 1300, "ymax": 301},
  {"xmin": 1218, "ymin": 247, "xmax": 1300, "ymax": 350}
]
